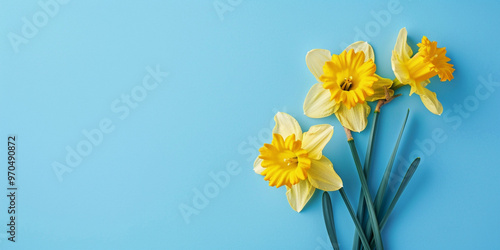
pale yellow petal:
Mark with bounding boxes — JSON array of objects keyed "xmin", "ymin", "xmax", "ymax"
[
  {"xmin": 409, "ymin": 84, "xmax": 418, "ymax": 96},
  {"xmin": 344, "ymin": 41, "xmax": 375, "ymax": 62},
  {"xmin": 365, "ymin": 75, "xmax": 394, "ymax": 102},
  {"xmin": 335, "ymin": 103, "xmax": 370, "ymax": 132},
  {"xmin": 410, "ymin": 80, "xmax": 430, "ymax": 96},
  {"xmin": 307, "ymin": 156, "xmax": 343, "ymax": 191},
  {"xmin": 391, "ymin": 28, "xmax": 413, "ymax": 85},
  {"xmin": 416, "ymin": 84, "xmax": 443, "ymax": 115},
  {"xmin": 273, "ymin": 112, "xmax": 303, "ymax": 141},
  {"xmin": 391, "ymin": 50, "xmax": 411, "ymax": 86},
  {"xmin": 253, "ymin": 157, "xmax": 264, "ymax": 174},
  {"xmin": 392, "ymin": 77, "xmax": 404, "ymax": 89},
  {"xmin": 394, "ymin": 27, "xmax": 413, "ymax": 61},
  {"xmin": 286, "ymin": 180, "xmax": 316, "ymax": 212},
  {"xmin": 303, "ymin": 83, "xmax": 340, "ymax": 118},
  {"xmin": 421, "ymin": 79, "xmax": 431, "ymax": 88},
  {"xmin": 301, "ymin": 124, "xmax": 333, "ymax": 160},
  {"xmin": 306, "ymin": 49, "xmax": 332, "ymax": 81}
]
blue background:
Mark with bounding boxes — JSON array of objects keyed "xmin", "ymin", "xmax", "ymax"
[{"xmin": 1, "ymin": 0, "xmax": 499, "ymax": 249}]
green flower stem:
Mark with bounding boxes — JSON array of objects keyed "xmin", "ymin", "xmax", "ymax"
[
  {"xmin": 347, "ymin": 137, "xmax": 384, "ymax": 250},
  {"xmin": 322, "ymin": 192, "xmax": 340, "ymax": 250},
  {"xmin": 374, "ymin": 109, "xmax": 409, "ymax": 212},
  {"xmin": 368, "ymin": 157, "xmax": 421, "ymax": 248},
  {"xmin": 352, "ymin": 111, "xmax": 380, "ymax": 250},
  {"xmin": 362, "ymin": 109, "xmax": 409, "ymax": 248},
  {"xmin": 339, "ymin": 188, "xmax": 371, "ymax": 250}
]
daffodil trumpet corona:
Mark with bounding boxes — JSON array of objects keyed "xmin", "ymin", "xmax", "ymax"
[
  {"xmin": 391, "ymin": 27, "xmax": 455, "ymax": 115},
  {"xmin": 304, "ymin": 41, "xmax": 393, "ymax": 132},
  {"xmin": 253, "ymin": 112, "xmax": 343, "ymax": 212}
]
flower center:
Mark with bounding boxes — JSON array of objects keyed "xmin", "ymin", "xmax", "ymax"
[
  {"xmin": 258, "ymin": 133, "xmax": 311, "ymax": 188},
  {"xmin": 340, "ymin": 76, "xmax": 354, "ymax": 91},
  {"xmin": 283, "ymin": 156, "xmax": 298, "ymax": 166},
  {"xmin": 319, "ymin": 49, "xmax": 378, "ymax": 109}
]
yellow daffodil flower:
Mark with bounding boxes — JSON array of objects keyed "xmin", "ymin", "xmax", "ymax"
[
  {"xmin": 253, "ymin": 112, "xmax": 342, "ymax": 212},
  {"xmin": 391, "ymin": 27, "xmax": 455, "ymax": 115},
  {"xmin": 303, "ymin": 42, "xmax": 393, "ymax": 132}
]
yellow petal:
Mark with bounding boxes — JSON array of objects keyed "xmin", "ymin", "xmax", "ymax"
[
  {"xmin": 421, "ymin": 79, "xmax": 431, "ymax": 88},
  {"xmin": 273, "ymin": 112, "xmax": 303, "ymax": 141},
  {"xmin": 286, "ymin": 180, "xmax": 316, "ymax": 212},
  {"xmin": 303, "ymin": 83, "xmax": 340, "ymax": 118},
  {"xmin": 365, "ymin": 75, "xmax": 394, "ymax": 102},
  {"xmin": 301, "ymin": 124, "xmax": 333, "ymax": 160},
  {"xmin": 253, "ymin": 157, "xmax": 264, "ymax": 174},
  {"xmin": 392, "ymin": 77, "xmax": 404, "ymax": 89},
  {"xmin": 394, "ymin": 27, "xmax": 413, "ymax": 61},
  {"xmin": 416, "ymin": 84, "xmax": 443, "ymax": 115},
  {"xmin": 307, "ymin": 156, "xmax": 343, "ymax": 191},
  {"xmin": 392, "ymin": 51, "xmax": 411, "ymax": 87},
  {"xmin": 306, "ymin": 49, "xmax": 331, "ymax": 81},
  {"xmin": 335, "ymin": 103, "xmax": 370, "ymax": 132},
  {"xmin": 391, "ymin": 28, "xmax": 413, "ymax": 85},
  {"xmin": 344, "ymin": 41, "xmax": 375, "ymax": 62}
]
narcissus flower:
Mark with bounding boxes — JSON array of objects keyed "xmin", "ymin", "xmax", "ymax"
[
  {"xmin": 391, "ymin": 27, "xmax": 455, "ymax": 115},
  {"xmin": 253, "ymin": 112, "xmax": 342, "ymax": 212},
  {"xmin": 304, "ymin": 42, "xmax": 393, "ymax": 132}
]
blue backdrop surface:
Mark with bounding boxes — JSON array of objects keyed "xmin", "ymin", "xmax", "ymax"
[{"xmin": 0, "ymin": 0, "xmax": 499, "ymax": 249}]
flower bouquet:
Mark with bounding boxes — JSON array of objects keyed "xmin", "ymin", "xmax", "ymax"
[{"xmin": 252, "ymin": 28, "xmax": 454, "ymax": 249}]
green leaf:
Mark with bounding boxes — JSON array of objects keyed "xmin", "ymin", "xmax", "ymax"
[
  {"xmin": 374, "ymin": 109, "xmax": 410, "ymax": 213},
  {"xmin": 380, "ymin": 157, "xmax": 421, "ymax": 228},
  {"xmin": 363, "ymin": 109, "xmax": 409, "ymax": 247},
  {"xmin": 322, "ymin": 192, "xmax": 340, "ymax": 250},
  {"xmin": 367, "ymin": 157, "xmax": 421, "ymax": 248},
  {"xmin": 348, "ymin": 139, "xmax": 384, "ymax": 250},
  {"xmin": 353, "ymin": 111, "xmax": 379, "ymax": 250},
  {"xmin": 339, "ymin": 188, "xmax": 371, "ymax": 250}
]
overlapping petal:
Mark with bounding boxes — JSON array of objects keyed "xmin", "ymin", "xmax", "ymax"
[
  {"xmin": 303, "ymin": 83, "xmax": 341, "ymax": 118},
  {"xmin": 306, "ymin": 49, "xmax": 332, "ymax": 82},
  {"xmin": 334, "ymin": 103, "xmax": 371, "ymax": 132},
  {"xmin": 301, "ymin": 124, "xmax": 333, "ymax": 160},
  {"xmin": 392, "ymin": 50, "xmax": 411, "ymax": 88},
  {"xmin": 416, "ymin": 84, "xmax": 443, "ymax": 115},
  {"xmin": 391, "ymin": 28, "xmax": 413, "ymax": 88},
  {"xmin": 286, "ymin": 179, "xmax": 316, "ymax": 212},
  {"xmin": 273, "ymin": 112, "xmax": 303, "ymax": 141},
  {"xmin": 253, "ymin": 157, "xmax": 264, "ymax": 174},
  {"xmin": 345, "ymin": 41, "xmax": 375, "ymax": 62},
  {"xmin": 365, "ymin": 75, "xmax": 394, "ymax": 102},
  {"xmin": 307, "ymin": 156, "xmax": 343, "ymax": 191},
  {"xmin": 394, "ymin": 27, "xmax": 413, "ymax": 62}
]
